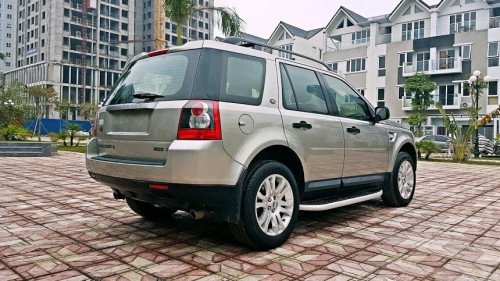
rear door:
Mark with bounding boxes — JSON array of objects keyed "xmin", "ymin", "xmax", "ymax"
[
  {"xmin": 278, "ymin": 62, "xmax": 345, "ymax": 192},
  {"xmin": 321, "ymin": 74, "xmax": 389, "ymax": 186},
  {"xmin": 96, "ymin": 49, "xmax": 200, "ymax": 164}
]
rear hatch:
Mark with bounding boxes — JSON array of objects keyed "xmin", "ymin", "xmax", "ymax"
[{"xmin": 95, "ymin": 49, "xmax": 201, "ymax": 165}]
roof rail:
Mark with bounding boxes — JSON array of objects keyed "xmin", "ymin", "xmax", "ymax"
[{"xmin": 222, "ymin": 37, "xmax": 332, "ymax": 71}]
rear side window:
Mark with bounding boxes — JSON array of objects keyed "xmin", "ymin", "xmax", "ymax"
[
  {"xmin": 107, "ymin": 49, "xmax": 200, "ymax": 105},
  {"xmin": 280, "ymin": 64, "xmax": 328, "ymax": 114},
  {"xmin": 193, "ymin": 49, "xmax": 266, "ymax": 106}
]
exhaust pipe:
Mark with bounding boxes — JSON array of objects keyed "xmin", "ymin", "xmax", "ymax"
[
  {"xmin": 113, "ymin": 191, "xmax": 125, "ymax": 200},
  {"xmin": 190, "ymin": 209, "xmax": 205, "ymax": 220}
]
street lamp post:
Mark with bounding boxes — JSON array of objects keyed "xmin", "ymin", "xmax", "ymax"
[
  {"xmin": 468, "ymin": 71, "xmax": 492, "ymax": 158},
  {"xmin": 3, "ymin": 99, "xmax": 15, "ymax": 125}
]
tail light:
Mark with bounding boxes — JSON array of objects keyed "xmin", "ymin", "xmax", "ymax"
[
  {"xmin": 178, "ymin": 100, "xmax": 221, "ymax": 140},
  {"xmin": 93, "ymin": 110, "xmax": 100, "ymax": 137}
]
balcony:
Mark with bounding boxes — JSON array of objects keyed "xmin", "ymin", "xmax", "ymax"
[
  {"xmin": 326, "ymin": 38, "xmax": 370, "ymax": 52},
  {"xmin": 491, "ymin": 16, "xmax": 500, "ymax": 29},
  {"xmin": 375, "ymin": 28, "xmax": 430, "ymax": 45},
  {"xmin": 402, "ymin": 94, "xmax": 462, "ymax": 110},
  {"xmin": 402, "ymin": 57, "xmax": 462, "ymax": 77}
]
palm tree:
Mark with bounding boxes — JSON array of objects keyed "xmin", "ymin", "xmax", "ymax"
[
  {"xmin": 476, "ymin": 105, "xmax": 500, "ymax": 129},
  {"xmin": 164, "ymin": 0, "xmax": 244, "ymax": 46}
]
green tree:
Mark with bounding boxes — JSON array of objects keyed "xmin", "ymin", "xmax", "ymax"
[
  {"xmin": 65, "ymin": 122, "xmax": 82, "ymax": 147},
  {"xmin": 78, "ymin": 102, "xmax": 98, "ymax": 121},
  {"xmin": 0, "ymin": 81, "xmax": 28, "ymax": 128},
  {"xmin": 404, "ymin": 73, "xmax": 437, "ymax": 137},
  {"xmin": 0, "ymin": 53, "xmax": 4, "ymax": 60},
  {"xmin": 164, "ymin": 0, "xmax": 244, "ymax": 46},
  {"xmin": 55, "ymin": 100, "xmax": 77, "ymax": 120},
  {"xmin": 26, "ymin": 86, "xmax": 57, "ymax": 141},
  {"xmin": 415, "ymin": 140, "xmax": 440, "ymax": 160},
  {"xmin": 435, "ymin": 103, "xmax": 476, "ymax": 162}
]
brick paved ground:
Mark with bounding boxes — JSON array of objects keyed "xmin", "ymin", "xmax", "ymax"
[{"xmin": 0, "ymin": 152, "xmax": 499, "ymax": 281}]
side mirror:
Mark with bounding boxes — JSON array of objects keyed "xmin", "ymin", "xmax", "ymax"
[{"xmin": 374, "ymin": 107, "xmax": 390, "ymax": 122}]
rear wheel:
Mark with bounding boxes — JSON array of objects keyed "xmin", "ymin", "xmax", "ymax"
[
  {"xmin": 230, "ymin": 161, "xmax": 299, "ymax": 250},
  {"xmin": 126, "ymin": 198, "xmax": 177, "ymax": 220},
  {"xmin": 382, "ymin": 152, "xmax": 416, "ymax": 207}
]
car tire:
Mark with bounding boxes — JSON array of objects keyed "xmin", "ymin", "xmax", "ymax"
[
  {"xmin": 230, "ymin": 161, "xmax": 299, "ymax": 250},
  {"xmin": 382, "ymin": 152, "xmax": 416, "ymax": 207},
  {"xmin": 126, "ymin": 198, "xmax": 177, "ymax": 220}
]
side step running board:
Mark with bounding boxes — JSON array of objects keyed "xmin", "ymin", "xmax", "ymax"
[{"xmin": 299, "ymin": 190, "xmax": 383, "ymax": 211}]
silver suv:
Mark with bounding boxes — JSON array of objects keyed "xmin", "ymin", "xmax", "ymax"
[{"xmin": 86, "ymin": 39, "xmax": 417, "ymax": 249}]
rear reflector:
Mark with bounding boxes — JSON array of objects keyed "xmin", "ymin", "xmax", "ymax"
[{"xmin": 149, "ymin": 184, "xmax": 169, "ymax": 190}]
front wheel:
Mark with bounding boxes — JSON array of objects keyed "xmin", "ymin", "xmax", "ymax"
[
  {"xmin": 382, "ymin": 152, "xmax": 416, "ymax": 207},
  {"xmin": 230, "ymin": 161, "xmax": 299, "ymax": 250},
  {"xmin": 126, "ymin": 198, "xmax": 177, "ymax": 220}
]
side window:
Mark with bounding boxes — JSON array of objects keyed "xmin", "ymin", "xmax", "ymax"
[
  {"xmin": 436, "ymin": 136, "xmax": 448, "ymax": 142},
  {"xmin": 322, "ymin": 74, "xmax": 370, "ymax": 120},
  {"xmin": 280, "ymin": 64, "xmax": 297, "ymax": 110},
  {"xmin": 281, "ymin": 64, "xmax": 328, "ymax": 114},
  {"xmin": 223, "ymin": 53, "xmax": 266, "ymax": 105}
]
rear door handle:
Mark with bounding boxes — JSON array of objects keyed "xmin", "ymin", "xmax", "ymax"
[
  {"xmin": 346, "ymin": 126, "xmax": 360, "ymax": 134},
  {"xmin": 292, "ymin": 121, "xmax": 312, "ymax": 130}
]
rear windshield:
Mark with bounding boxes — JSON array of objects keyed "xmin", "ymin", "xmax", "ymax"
[
  {"xmin": 107, "ymin": 50, "xmax": 200, "ymax": 105},
  {"xmin": 106, "ymin": 48, "xmax": 266, "ymax": 106}
]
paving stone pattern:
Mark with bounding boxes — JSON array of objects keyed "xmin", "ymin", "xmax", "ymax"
[{"xmin": 0, "ymin": 152, "xmax": 499, "ymax": 280}]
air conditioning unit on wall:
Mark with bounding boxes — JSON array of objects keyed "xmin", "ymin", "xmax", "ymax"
[{"xmin": 461, "ymin": 102, "xmax": 472, "ymax": 108}]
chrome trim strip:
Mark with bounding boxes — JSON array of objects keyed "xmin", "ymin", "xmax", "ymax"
[{"xmin": 299, "ymin": 190, "xmax": 383, "ymax": 211}]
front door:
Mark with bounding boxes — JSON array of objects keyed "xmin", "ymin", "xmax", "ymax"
[
  {"xmin": 278, "ymin": 62, "xmax": 345, "ymax": 192},
  {"xmin": 321, "ymin": 74, "xmax": 389, "ymax": 187}
]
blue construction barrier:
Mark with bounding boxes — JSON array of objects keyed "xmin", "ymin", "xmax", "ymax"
[{"xmin": 24, "ymin": 118, "xmax": 92, "ymax": 135}]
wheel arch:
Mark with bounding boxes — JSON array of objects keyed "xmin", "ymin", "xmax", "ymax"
[
  {"xmin": 247, "ymin": 145, "xmax": 306, "ymax": 196},
  {"xmin": 399, "ymin": 142, "xmax": 417, "ymax": 170}
]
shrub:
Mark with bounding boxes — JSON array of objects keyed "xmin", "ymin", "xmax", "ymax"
[
  {"xmin": 1, "ymin": 125, "xmax": 33, "ymax": 141},
  {"xmin": 415, "ymin": 140, "xmax": 441, "ymax": 160},
  {"xmin": 47, "ymin": 132, "xmax": 59, "ymax": 142},
  {"xmin": 58, "ymin": 131, "xmax": 70, "ymax": 146}
]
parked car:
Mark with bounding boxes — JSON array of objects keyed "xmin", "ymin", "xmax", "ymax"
[
  {"xmin": 416, "ymin": 135, "xmax": 452, "ymax": 152},
  {"xmin": 86, "ymin": 39, "xmax": 417, "ymax": 249}
]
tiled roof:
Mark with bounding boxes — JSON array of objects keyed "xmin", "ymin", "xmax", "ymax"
[
  {"xmin": 340, "ymin": 6, "xmax": 368, "ymax": 23},
  {"xmin": 281, "ymin": 22, "xmax": 323, "ymax": 39}
]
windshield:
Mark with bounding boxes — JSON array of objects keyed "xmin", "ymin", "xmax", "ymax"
[{"xmin": 107, "ymin": 49, "xmax": 201, "ymax": 105}]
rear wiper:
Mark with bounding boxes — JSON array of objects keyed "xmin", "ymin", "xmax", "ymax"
[{"xmin": 132, "ymin": 92, "xmax": 164, "ymax": 101}]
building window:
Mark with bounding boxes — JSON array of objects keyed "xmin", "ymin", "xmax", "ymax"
[
  {"xmin": 489, "ymin": 81, "xmax": 498, "ymax": 96},
  {"xmin": 398, "ymin": 86, "xmax": 405, "ymax": 100},
  {"xmin": 6, "ymin": 33, "xmax": 11, "ymax": 38},
  {"xmin": 460, "ymin": 45, "xmax": 471, "ymax": 60},
  {"xmin": 346, "ymin": 58, "xmax": 366, "ymax": 73},
  {"xmin": 403, "ymin": 6, "xmax": 411, "ymax": 16},
  {"xmin": 278, "ymin": 31, "xmax": 292, "ymax": 41},
  {"xmin": 351, "ymin": 30, "xmax": 370, "ymax": 45},
  {"xmin": 377, "ymin": 88, "xmax": 385, "ymax": 107},
  {"xmin": 450, "ymin": 12, "xmax": 476, "ymax": 33},
  {"xmin": 7, "ymin": 14, "xmax": 12, "ymax": 19},
  {"xmin": 277, "ymin": 44, "xmax": 293, "ymax": 59},
  {"xmin": 416, "ymin": 52, "xmax": 430, "ymax": 71},
  {"xmin": 327, "ymin": 62, "xmax": 338, "ymax": 74},
  {"xmin": 337, "ymin": 20, "xmax": 344, "ymax": 29},
  {"xmin": 402, "ymin": 20, "xmax": 424, "ymax": 41},
  {"xmin": 488, "ymin": 42, "xmax": 499, "ymax": 67},
  {"xmin": 378, "ymin": 56, "xmax": 386, "ymax": 76},
  {"xmin": 399, "ymin": 52, "xmax": 413, "ymax": 67},
  {"xmin": 358, "ymin": 89, "xmax": 365, "ymax": 96}
]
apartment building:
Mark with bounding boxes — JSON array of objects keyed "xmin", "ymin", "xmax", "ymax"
[
  {"xmin": 323, "ymin": 0, "xmax": 500, "ymax": 139},
  {"xmin": 135, "ymin": 0, "xmax": 214, "ymax": 53},
  {"xmin": 267, "ymin": 21, "xmax": 324, "ymax": 63},
  {"xmin": 0, "ymin": 0, "xmax": 17, "ymax": 72},
  {"xmin": 3, "ymin": 0, "xmax": 135, "ymax": 119}
]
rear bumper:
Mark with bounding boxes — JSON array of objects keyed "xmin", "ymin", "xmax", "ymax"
[
  {"xmin": 86, "ymin": 138, "xmax": 245, "ymax": 185},
  {"xmin": 89, "ymin": 171, "xmax": 246, "ymax": 223}
]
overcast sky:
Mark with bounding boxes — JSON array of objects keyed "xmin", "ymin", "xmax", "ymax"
[{"xmin": 214, "ymin": 0, "xmax": 442, "ymax": 38}]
